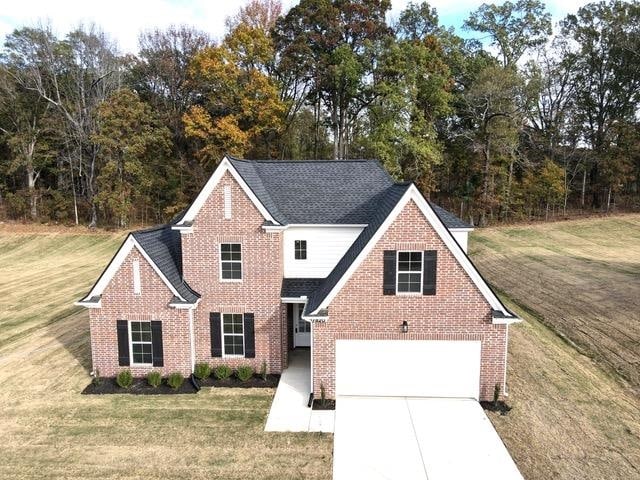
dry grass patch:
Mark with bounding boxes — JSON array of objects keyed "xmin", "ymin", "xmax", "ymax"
[{"xmin": 471, "ymin": 214, "xmax": 640, "ymax": 391}]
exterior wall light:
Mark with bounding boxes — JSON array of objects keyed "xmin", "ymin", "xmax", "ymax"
[{"xmin": 401, "ymin": 320, "xmax": 409, "ymax": 334}]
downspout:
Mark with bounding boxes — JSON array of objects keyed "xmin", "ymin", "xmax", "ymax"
[
  {"xmin": 188, "ymin": 308, "xmax": 196, "ymax": 373},
  {"xmin": 503, "ymin": 324, "xmax": 509, "ymax": 397},
  {"xmin": 310, "ymin": 320, "xmax": 314, "ymax": 398}
]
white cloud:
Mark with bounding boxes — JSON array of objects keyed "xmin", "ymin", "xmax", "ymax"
[{"xmin": 0, "ymin": 0, "xmax": 593, "ymax": 54}]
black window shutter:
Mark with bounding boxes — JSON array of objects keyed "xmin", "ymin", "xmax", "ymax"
[
  {"xmin": 151, "ymin": 320, "xmax": 164, "ymax": 367},
  {"xmin": 210, "ymin": 312, "xmax": 222, "ymax": 357},
  {"xmin": 383, "ymin": 250, "xmax": 397, "ymax": 295},
  {"xmin": 244, "ymin": 313, "xmax": 256, "ymax": 358},
  {"xmin": 116, "ymin": 320, "xmax": 130, "ymax": 366},
  {"xmin": 423, "ymin": 250, "xmax": 437, "ymax": 295}
]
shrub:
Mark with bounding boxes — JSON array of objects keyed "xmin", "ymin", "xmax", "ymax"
[
  {"xmin": 194, "ymin": 362, "xmax": 212, "ymax": 380},
  {"xmin": 92, "ymin": 368, "xmax": 102, "ymax": 386},
  {"xmin": 236, "ymin": 365, "xmax": 254, "ymax": 382},
  {"xmin": 116, "ymin": 369, "xmax": 133, "ymax": 389},
  {"xmin": 214, "ymin": 365, "xmax": 232, "ymax": 380},
  {"xmin": 260, "ymin": 360, "xmax": 267, "ymax": 381},
  {"xmin": 147, "ymin": 371, "xmax": 162, "ymax": 388},
  {"xmin": 167, "ymin": 372, "xmax": 184, "ymax": 390},
  {"xmin": 493, "ymin": 384, "xmax": 501, "ymax": 406}
]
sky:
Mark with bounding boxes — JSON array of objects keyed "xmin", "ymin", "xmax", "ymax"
[{"xmin": 0, "ymin": 0, "xmax": 593, "ymax": 54}]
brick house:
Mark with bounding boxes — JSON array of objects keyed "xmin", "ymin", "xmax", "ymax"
[{"xmin": 77, "ymin": 156, "xmax": 520, "ymax": 401}]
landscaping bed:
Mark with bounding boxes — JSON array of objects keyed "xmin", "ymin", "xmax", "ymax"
[
  {"xmin": 197, "ymin": 374, "xmax": 280, "ymax": 388},
  {"xmin": 311, "ymin": 399, "xmax": 335, "ymax": 410},
  {"xmin": 480, "ymin": 400, "xmax": 511, "ymax": 415},
  {"xmin": 82, "ymin": 376, "xmax": 198, "ymax": 395}
]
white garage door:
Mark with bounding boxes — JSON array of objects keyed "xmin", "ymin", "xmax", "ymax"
[{"xmin": 335, "ymin": 339, "xmax": 481, "ymax": 399}]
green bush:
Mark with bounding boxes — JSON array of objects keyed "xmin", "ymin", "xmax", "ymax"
[
  {"xmin": 236, "ymin": 365, "xmax": 254, "ymax": 382},
  {"xmin": 214, "ymin": 365, "xmax": 232, "ymax": 380},
  {"xmin": 147, "ymin": 371, "xmax": 162, "ymax": 388},
  {"xmin": 92, "ymin": 368, "xmax": 102, "ymax": 386},
  {"xmin": 194, "ymin": 362, "xmax": 212, "ymax": 380},
  {"xmin": 116, "ymin": 369, "xmax": 133, "ymax": 389},
  {"xmin": 167, "ymin": 372, "xmax": 184, "ymax": 390}
]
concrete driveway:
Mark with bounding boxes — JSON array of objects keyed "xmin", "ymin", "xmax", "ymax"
[{"xmin": 333, "ymin": 396, "xmax": 523, "ymax": 480}]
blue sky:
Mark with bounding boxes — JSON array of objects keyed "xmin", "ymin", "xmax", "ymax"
[{"xmin": 0, "ymin": 0, "xmax": 592, "ymax": 53}]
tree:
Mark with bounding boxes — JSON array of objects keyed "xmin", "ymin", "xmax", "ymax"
[
  {"xmin": 93, "ymin": 89, "xmax": 171, "ymax": 227},
  {"xmin": 0, "ymin": 59, "xmax": 56, "ymax": 219},
  {"xmin": 184, "ymin": 22, "xmax": 285, "ymax": 169},
  {"xmin": 274, "ymin": 0, "xmax": 392, "ymax": 159},
  {"xmin": 562, "ymin": 0, "xmax": 640, "ymax": 208},
  {"xmin": 464, "ymin": 0, "xmax": 551, "ymax": 67}
]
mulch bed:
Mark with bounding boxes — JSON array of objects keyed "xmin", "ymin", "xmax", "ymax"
[
  {"xmin": 197, "ymin": 374, "xmax": 280, "ymax": 389},
  {"xmin": 82, "ymin": 376, "xmax": 199, "ymax": 395},
  {"xmin": 480, "ymin": 400, "xmax": 512, "ymax": 416},
  {"xmin": 311, "ymin": 399, "xmax": 335, "ymax": 410}
]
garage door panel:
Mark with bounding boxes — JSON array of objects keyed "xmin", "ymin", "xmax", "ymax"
[{"xmin": 336, "ymin": 340, "xmax": 481, "ymax": 399}]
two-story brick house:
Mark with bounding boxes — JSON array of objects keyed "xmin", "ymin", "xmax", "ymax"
[{"xmin": 77, "ymin": 156, "xmax": 519, "ymax": 401}]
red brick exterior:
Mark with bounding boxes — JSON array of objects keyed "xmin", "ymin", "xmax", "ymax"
[
  {"xmin": 180, "ymin": 172, "xmax": 284, "ymax": 373},
  {"xmin": 312, "ymin": 200, "xmax": 507, "ymax": 401},
  {"xmin": 87, "ymin": 172, "xmax": 508, "ymax": 400},
  {"xmin": 89, "ymin": 249, "xmax": 191, "ymax": 377}
]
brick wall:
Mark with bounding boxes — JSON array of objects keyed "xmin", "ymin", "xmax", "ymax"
[
  {"xmin": 312, "ymin": 200, "xmax": 508, "ymax": 401},
  {"xmin": 182, "ymin": 172, "xmax": 284, "ymax": 373},
  {"xmin": 89, "ymin": 248, "xmax": 192, "ymax": 377}
]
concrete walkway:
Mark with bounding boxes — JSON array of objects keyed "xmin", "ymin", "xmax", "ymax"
[{"xmin": 264, "ymin": 349, "xmax": 334, "ymax": 433}]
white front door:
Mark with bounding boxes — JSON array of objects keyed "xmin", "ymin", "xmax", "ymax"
[{"xmin": 293, "ymin": 304, "xmax": 311, "ymax": 347}]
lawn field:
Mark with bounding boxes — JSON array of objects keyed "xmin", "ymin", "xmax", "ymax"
[{"xmin": 0, "ymin": 219, "xmax": 639, "ymax": 479}]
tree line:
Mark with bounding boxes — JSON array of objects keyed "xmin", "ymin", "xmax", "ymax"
[{"xmin": 1, "ymin": 0, "xmax": 639, "ymax": 228}]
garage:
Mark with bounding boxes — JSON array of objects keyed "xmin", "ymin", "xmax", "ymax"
[
  {"xmin": 333, "ymin": 340, "xmax": 522, "ymax": 480},
  {"xmin": 333, "ymin": 396, "xmax": 523, "ymax": 480},
  {"xmin": 335, "ymin": 339, "xmax": 482, "ymax": 399}
]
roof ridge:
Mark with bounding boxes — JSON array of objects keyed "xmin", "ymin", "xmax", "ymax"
[
  {"xmin": 131, "ymin": 224, "xmax": 171, "ymax": 235},
  {"xmin": 227, "ymin": 156, "xmax": 382, "ymax": 164}
]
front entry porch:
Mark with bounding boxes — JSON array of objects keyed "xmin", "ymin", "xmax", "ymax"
[{"xmin": 264, "ymin": 349, "xmax": 334, "ymax": 433}]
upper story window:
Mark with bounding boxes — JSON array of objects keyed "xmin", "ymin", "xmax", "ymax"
[
  {"xmin": 223, "ymin": 185, "xmax": 232, "ymax": 219},
  {"xmin": 130, "ymin": 321, "xmax": 152, "ymax": 365},
  {"xmin": 294, "ymin": 240, "xmax": 307, "ymax": 260},
  {"xmin": 222, "ymin": 313, "xmax": 244, "ymax": 356},
  {"xmin": 220, "ymin": 243, "xmax": 242, "ymax": 281},
  {"xmin": 397, "ymin": 251, "xmax": 422, "ymax": 294}
]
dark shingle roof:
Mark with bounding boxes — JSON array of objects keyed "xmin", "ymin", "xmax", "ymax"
[
  {"xmin": 228, "ymin": 158, "xmax": 395, "ymax": 224},
  {"xmin": 429, "ymin": 202, "xmax": 472, "ymax": 229},
  {"xmin": 131, "ymin": 226, "xmax": 200, "ymax": 303},
  {"xmin": 281, "ymin": 278, "xmax": 325, "ymax": 298},
  {"xmin": 304, "ymin": 183, "xmax": 411, "ymax": 315}
]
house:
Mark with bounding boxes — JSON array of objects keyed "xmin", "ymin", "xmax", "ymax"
[{"xmin": 77, "ymin": 156, "xmax": 520, "ymax": 402}]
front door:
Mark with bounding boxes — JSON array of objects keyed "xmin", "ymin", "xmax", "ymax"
[{"xmin": 293, "ymin": 303, "xmax": 311, "ymax": 347}]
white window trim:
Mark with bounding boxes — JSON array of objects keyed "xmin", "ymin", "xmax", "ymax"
[
  {"xmin": 221, "ymin": 313, "xmax": 246, "ymax": 358},
  {"xmin": 396, "ymin": 250, "xmax": 423, "ymax": 296},
  {"xmin": 294, "ymin": 240, "xmax": 307, "ymax": 260},
  {"xmin": 128, "ymin": 320, "xmax": 153, "ymax": 367},
  {"xmin": 132, "ymin": 259, "xmax": 141, "ymax": 295},
  {"xmin": 219, "ymin": 243, "xmax": 243, "ymax": 283},
  {"xmin": 223, "ymin": 185, "xmax": 232, "ymax": 219}
]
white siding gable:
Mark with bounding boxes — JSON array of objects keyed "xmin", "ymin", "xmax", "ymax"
[
  {"xmin": 283, "ymin": 226, "xmax": 363, "ymax": 278},
  {"xmin": 450, "ymin": 230, "xmax": 469, "ymax": 253}
]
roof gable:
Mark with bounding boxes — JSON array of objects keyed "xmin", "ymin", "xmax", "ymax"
[
  {"xmin": 304, "ymin": 184, "xmax": 517, "ymax": 321},
  {"xmin": 77, "ymin": 227, "xmax": 200, "ymax": 306}
]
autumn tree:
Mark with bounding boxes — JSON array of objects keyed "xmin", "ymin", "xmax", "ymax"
[{"xmin": 94, "ymin": 89, "xmax": 171, "ymax": 227}]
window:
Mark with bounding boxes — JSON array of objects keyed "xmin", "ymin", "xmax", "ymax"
[
  {"xmin": 223, "ymin": 185, "xmax": 232, "ymax": 219},
  {"xmin": 222, "ymin": 313, "xmax": 244, "ymax": 356},
  {"xmin": 397, "ymin": 251, "xmax": 422, "ymax": 293},
  {"xmin": 294, "ymin": 240, "xmax": 307, "ymax": 260},
  {"xmin": 132, "ymin": 260, "xmax": 141, "ymax": 295},
  {"xmin": 220, "ymin": 243, "xmax": 242, "ymax": 280},
  {"xmin": 130, "ymin": 321, "xmax": 152, "ymax": 364}
]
